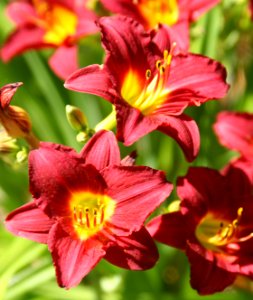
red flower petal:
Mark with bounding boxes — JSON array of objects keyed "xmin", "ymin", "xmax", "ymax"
[
  {"xmin": 151, "ymin": 22, "xmax": 189, "ymax": 54},
  {"xmin": 186, "ymin": 242, "xmax": 236, "ymax": 295},
  {"xmin": 147, "ymin": 211, "xmax": 196, "ymax": 250},
  {"xmin": 75, "ymin": 6, "xmax": 98, "ymax": 38},
  {"xmin": 49, "ymin": 45, "xmax": 79, "ymax": 80},
  {"xmin": 98, "ymin": 16, "xmax": 154, "ymax": 84},
  {"xmin": 166, "ymin": 53, "xmax": 229, "ymax": 109},
  {"xmin": 158, "ymin": 114, "xmax": 200, "ymax": 162},
  {"xmin": 177, "ymin": 167, "xmax": 224, "ymax": 217},
  {"xmin": 213, "ymin": 111, "xmax": 253, "ymax": 157},
  {"xmin": 29, "ymin": 142, "xmax": 106, "ymax": 217},
  {"xmin": 48, "ymin": 224, "xmax": 106, "ymax": 288},
  {"xmin": 224, "ymin": 157, "xmax": 253, "ymax": 186},
  {"xmin": 6, "ymin": 2, "xmax": 36, "ymax": 26},
  {"xmin": 64, "ymin": 64, "xmax": 117, "ymax": 103},
  {"xmin": 80, "ymin": 130, "xmax": 120, "ymax": 171},
  {"xmin": 5, "ymin": 201, "xmax": 54, "ymax": 243},
  {"xmin": 115, "ymin": 103, "xmax": 160, "ymax": 146},
  {"xmin": 105, "ymin": 227, "xmax": 158, "ymax": 270},
  {"xmin": 187, "ymin": 0, "xmax": 221, "ymax": 21},
  {"xmin": 102, "ymin": 165, "xmax": 173, "ymax": 234},
  {"xmin": 1, "ymin": 26, "xmax": 47, "ymax": 62}
]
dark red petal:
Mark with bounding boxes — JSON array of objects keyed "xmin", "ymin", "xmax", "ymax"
[
  {"xmin": 177, "ymin": 167, "xmax": 225, "ymax": 217},
  {"xmin": 158, "ymin": 114, "xmax": 200, "ymax": 162},
  {"xmin": 5, "ymin": 202, "xmax": 54, "ymax": 243},
  {"xmin": 80, "ymin": 130, "xmax": 120, "ymax": 170},
  {"xmin": 167, "ymin": 53, "xmax": 229, "ymax": 107},
  {"xmin": 213, "ymin": 111, "xmax": 253, "ymax": 157},
  {"xmin": 29, "ymin": 142, "xmax": 106, "ymax": 217},
  {"xmin": 103, "ymin": 165, "xmax": 173, "ymax": 234},
  {"xmin": 6, "ymin": 2, "xmax": 36, "ymax": 26},
  {"xmin": 223, "ymin": 157, "xmax": 253, "ymax": 186},
  {"xmin": 147, "ymin": 211, "xmax": 196, "ymax": 250},
  {"xmin": 1, "ymin": 26, "xmax": 48, "ymax": 62},
  {"xmin": 105, "ymin": 227, "xmax": 158, "ymax": 270},
  {"xmin": 186, "ymin": 242, "xmax": 236, "ymax": 295},
  {"xmin": 115, "ymin": 103, "xmax": 160, "ymax": 146},
  {"xmin": 48, "ymin": 224, "xmax": 105, "ymax": 288},
  {"xmin": 49, "ymin": 45, "xmax": 79, "ymax": 80},
  {"xmin": 151, "ymin": 22, "xmax": 189, "ymax": 54},
  {"xmin": 98, "ymin": 16, "xmax": 155, "ymax": 85},
  {"xmin": 64, "ymin": 64, "xmax": 117, "ymax": 103}
]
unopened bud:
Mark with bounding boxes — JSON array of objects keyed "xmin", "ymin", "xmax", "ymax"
[
  {"xmin": 0, "ymin": 82, "xmax": 23, "ymax": 109},
  {"xmin": 66, "ymin": 105, "xmax": 87, "ymax": 131},
  {"xmin": 0, "ymin": 105, "xmax": 32, "ymax": 138}
]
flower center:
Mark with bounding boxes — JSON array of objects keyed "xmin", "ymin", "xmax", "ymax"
[
  {"xmin": 32, "ymin": 0, "xmax": 78, "ymax": 45},
  {"xmin": 134, "ymin": 0, "xmax": 179, "ymax": 28},
  {"xmin": 121, "ymin": 46, "xmax": 175, "ymax": 115},
  {"xmin": 70, "ymin": 192, "xmax": 115, "ymax": 240},
  {"xmin": 195, "ymin": 208, "xmax": 243, "ymax": 252}
]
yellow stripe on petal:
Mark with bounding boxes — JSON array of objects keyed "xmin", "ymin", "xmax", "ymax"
[
  {"xmin": 121, "ymin": 49, "xmax": 173, "ymax": 115},
  {"xmin": 70, "ymin": 191, "xmax": 116, "ymax": 240},
  {"xmin": 135, "ymin": 0, "xmax": 179, "ymax": 29}
]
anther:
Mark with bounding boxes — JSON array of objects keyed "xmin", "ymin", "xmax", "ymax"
[
  {"xmin": 156, "ymin": 60, "xmax": 162, "ymax": 69},
  {"xmin": 145, "ymin": 69, "xmax": 151, "ymax": 79}
]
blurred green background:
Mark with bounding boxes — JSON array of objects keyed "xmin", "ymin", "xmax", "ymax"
[{"xmin": 1, "ymin": 0, "xmax": 253, "ymax": 299}]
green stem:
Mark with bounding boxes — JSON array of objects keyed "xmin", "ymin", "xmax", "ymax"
[
  {"xmin": 94, "ymin": 109, "xmax": 117, "ymax": 132},
  {"xmin": 23, "ymin": 52, "xmax": 76, "ymax": 146}
]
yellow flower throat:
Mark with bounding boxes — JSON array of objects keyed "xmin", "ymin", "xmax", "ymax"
[{"xmin": 121, "ymin": 44, "xmax": 176, "ymax": 115}]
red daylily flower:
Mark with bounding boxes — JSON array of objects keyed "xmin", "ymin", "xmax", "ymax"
[
  {"xmin": 147, "ymin": 166, "xmax": 253, "ymax": 295},
  {"xmin": 65, "ymin": 16, "xmax": 229, "ymax": 162},
  {"xmin": 100, "ymin": 0, "xmax": 221, "ymax": 51},
  {"xmin": 1, "ymin": 0, "xmax": 98, "ymax": 79},
  {"xmin": 213, "ymin": 111, "xmax": 253, "ymax": 185},
  {"xmin": 5, "ymin": 130, "xmax": 173, "ymax": 288}
]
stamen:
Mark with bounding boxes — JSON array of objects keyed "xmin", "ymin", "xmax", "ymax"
[
  {"xmin": 100, "ymin": 207, "xmax": 105, "ymax": 224},
  {"xmin": 93, "ymin": 208, "xmax": 97, "ymax": 227},
  {"xmin": 78, "ymin": 208, "xmax": 83, "ymax": 225},
  {"xmin": 85, "ymin": 208, "xmax": 90, "ymax": 228}
]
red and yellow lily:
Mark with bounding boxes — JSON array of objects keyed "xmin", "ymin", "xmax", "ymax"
[
  {"xmin": 5, "ymin": 130, "xmax": 173, "ymax": 288},
  {"xmin": 65, "ymin": 16, "xmax": 229, "ymax": 161},
  {"xmin": 1, "ymin": 0, "xmax": 98, "ymax": 79}
]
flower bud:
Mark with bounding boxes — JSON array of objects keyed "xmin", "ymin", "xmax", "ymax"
[
  {"xmin": 0, "ymin": 105, "xmax": 32, "ymax": 138},
  {"xmin": 66, "ymin": 105, "xmax": 87, "ymax": 131}
]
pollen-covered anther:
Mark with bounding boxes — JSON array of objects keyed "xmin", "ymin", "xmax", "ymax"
[
  {"xmin": 211, "ymin": 207, "xmax": 243, "ymax": 244},
  {"xmin": 73, "ymin": 205, "xmax": 105, "ymax": 229},
  {"xmin": 145, "ymin": 69, "xmax": 152, "ymax": 79}
]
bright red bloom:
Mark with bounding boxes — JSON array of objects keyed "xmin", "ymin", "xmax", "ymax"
[
  {"xmin": 65, "ymin": 16, "xmax": 229, "ymax": 162},
  {"xmin": 147, "ymin": 166, "xmax": 253, "ymax": 295},
  {"xmin": 5, "ymin": 130, "xmax": 172, "ymax": 288},
  {"xmin": 100, "ymin": 0, "xmax": 221, "ymax": 51},
  {"xmin": 1, "ymin": 0, "xmax": 98, "ymax": 79}
]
